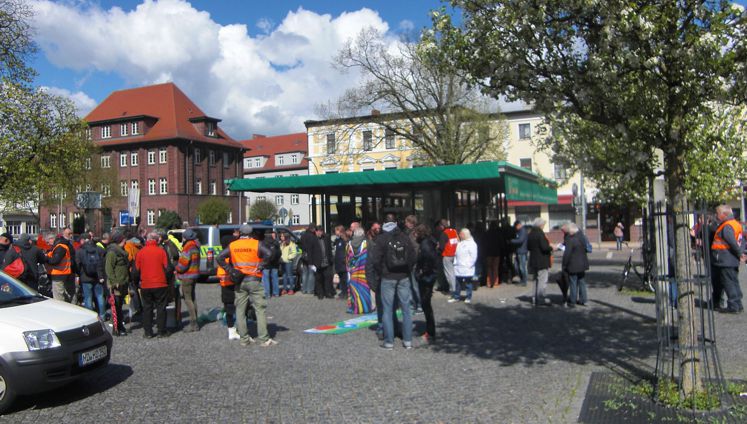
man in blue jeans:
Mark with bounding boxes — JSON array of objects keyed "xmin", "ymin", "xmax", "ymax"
[
  {"xmin": 370, "ymin": 214, "xmax": 417, "ymax": 350},
  {"xmin": 261, "ymin": 231, "xmax": 281, "ymax": 298},
  {"xmin": 511, "ymin": 221, "xmax": 528, "ymax": 286}
]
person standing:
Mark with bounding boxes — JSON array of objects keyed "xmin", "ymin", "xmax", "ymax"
[
  {"xmin": 345, "ymin": 227, "xmax": 374, "ymax": 314},
  {"xmin": 415, "ymin": 224, "xmax": 438, "ymax": 343},
  {"xmin": 217, "ymin": 229, "xmax": 240, "ymax": 340},
  {"xmin": 299, "ymin": 224, "xmax": 321, "ymax": 295},
  {"xmin": 2, "ymin": 234, "xmax": 46, "ymax": 290},
  {"xmin": 280, "ymin": 233, "xmax": 298, "ymax": 295},
  {"xmin": 0, "ymin": 233, "xmax": 12, "ymax": 265},
  {"xmin": 105, "ymin": 233, "xmax": 130, "ymax": 336},
  {"xmin": 75, "ymin": 233, "xmax": 106, "ymax": 318},
  {"xmin": 484, "ymin": 221, "xmax": 502, "ymax": 288},
  {"xmin": 710, "ymin": 205, "xmax": 744, "ymax": 313},
  {"xmin": 404, "ymin": 215, "xmax": 421, "ymax": 312},
  {"xmin": 614, "ymin": 223, "xmax": 625, "ymax": 250},
  {"xmin": 218, "ymin": 224, "xmax": 278, "ymax": 347},
  {"xmin": 135, "ymin": 232, "xmax": 171, "ymax": 338},
  {"xmin": 46, "ymin": 227, "xmax": 77, "ymax": 303},
  {"xmin": 162, "ymin": 230, "xmax": 182, "ymax": 331},
  {"xmin": 333, "ymin": 225, "xmax": 349, "ymax": 300},
  {"xmin": 562, "ymin": 223, "xmax": 590, "ymax": 307},
  {"xmin": 439, "ymin": 219, "xmax": 459, "ymax": 296},
  {"xmin": 527, "ymin": 218, "xmax": 553, "ymax": 306},
  {"xmin": 511, "ymin": 221, "xmax": 529, "ymax": 286},
  {"xmin": 261, "ymin": 231, "xmax": 281, "ymax": 299},
  {"xmin": 315, "ymin": 226, "xmax": 335, "ymax": 299},
  {"xmin": 450, "ymin": 229, "xmax": 478, "ymax": 304},
  {"xmin": 369, "ymin": 214, "xmax": 416, "ymax": 350},
  {"xmin": 175, "ymin": 229, "xmax": 201, "ymax": 332}
]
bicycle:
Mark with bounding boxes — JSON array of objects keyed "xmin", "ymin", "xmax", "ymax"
[{"xmin": 618, "ymin": 247, "xmax": 656, "ymax": 293}]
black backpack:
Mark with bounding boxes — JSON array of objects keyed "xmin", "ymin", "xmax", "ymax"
[
  {"xmin": 81, "ymin": 246, "xmax": 101, "ymax": 277},
  {"xmin": 385, "ymin": 232, "xmax": 410, "ymax": 272}
]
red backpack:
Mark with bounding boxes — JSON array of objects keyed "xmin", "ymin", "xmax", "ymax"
[{"xmin": 4, "ymin": 246, "xmax": 27, "ymax": 278}]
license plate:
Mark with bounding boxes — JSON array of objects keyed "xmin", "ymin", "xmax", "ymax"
[{"xmin": 78, "ymin": 345, "xmax": 107, "ymax": 367}]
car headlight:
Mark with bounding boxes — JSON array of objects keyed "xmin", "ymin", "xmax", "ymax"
[
  {"xmin": 23, "ymin": 329, "xmax": 61, "ymax": 351},
  {"xmin": 98, "ymin": 315, "xmax": 110, "ymax": 333}
]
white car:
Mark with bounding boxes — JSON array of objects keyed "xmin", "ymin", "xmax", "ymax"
[{"xmin": 0, "ymin": 271, "xmax": 113, "ymax": 414}]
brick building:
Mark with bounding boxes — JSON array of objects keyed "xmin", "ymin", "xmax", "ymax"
[
  {"xmin": 241, "ymin": 133, "xmax": 310, "ymax": 228},
  {"xmin": 39, "ymin": 82, "xmax": 245, "ymax": 235}
]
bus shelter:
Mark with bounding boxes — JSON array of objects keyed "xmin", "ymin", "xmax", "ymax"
[{"xmin": 226, "ymin": 161, "xmax": 557, "ymax": 231}]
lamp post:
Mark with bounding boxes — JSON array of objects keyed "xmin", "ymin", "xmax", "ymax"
[{"xmin": 304, "ymin": 156, "xmax": 320, "ymax": 225}]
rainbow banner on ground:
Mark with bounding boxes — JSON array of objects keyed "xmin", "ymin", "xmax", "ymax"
[{"xmin": 304, "ymin": 310, "xmax": 402, "ymax": 335}]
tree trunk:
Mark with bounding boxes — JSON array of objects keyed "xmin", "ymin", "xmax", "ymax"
[{"xmin": 666, "ymin": 153, "xmax": 704, "ymax": 396}]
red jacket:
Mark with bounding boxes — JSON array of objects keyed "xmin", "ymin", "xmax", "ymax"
[{"xmin": 135, "ymin": 240, "xmax": 168, "ymax": 289}]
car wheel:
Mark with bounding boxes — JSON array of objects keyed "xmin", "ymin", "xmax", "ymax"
[{"xmin": 0, "ymin": 367, "xmax": 17, "ymax": 414}]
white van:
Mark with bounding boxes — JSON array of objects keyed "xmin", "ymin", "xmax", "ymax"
[{"xmin": 0, "ymin": 271, "xmax": 113, "ymax": 414}]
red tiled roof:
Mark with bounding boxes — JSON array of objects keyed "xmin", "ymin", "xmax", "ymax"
[
  {"xmin": 241, "ymin": 132, "xmax": 309, "ymax": 174},
  {"xmin": 85, "ymin": 82, "xmax": 243, "ymax": 149}
]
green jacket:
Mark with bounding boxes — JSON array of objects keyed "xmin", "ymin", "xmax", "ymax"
[{"xmin": 105, "ymin": 243, "xmax": 130, "ymax": 289}]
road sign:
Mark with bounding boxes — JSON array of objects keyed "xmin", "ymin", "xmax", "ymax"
[
  {"xmin": 119, "ymin": 210, "xmax": 130, "ymax": 226},
  {"xmin": 75, "ymin": 192, "xmax": 102, "ymax": 209}
]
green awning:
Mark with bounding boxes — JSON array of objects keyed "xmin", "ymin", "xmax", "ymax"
[{"xmin": 227, "ymin": 161, "xmax": 557, "ymax": 204}]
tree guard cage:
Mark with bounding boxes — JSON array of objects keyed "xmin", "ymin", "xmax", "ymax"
[
  {"xmin": 226, "ymin": 161, "xmax": 557, "ymax": 231},
  {"xmin": 651, "ymin": 200, "xmax": 731, "ymax": 411}
]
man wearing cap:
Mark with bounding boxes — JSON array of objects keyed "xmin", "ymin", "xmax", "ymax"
[
  {"xmin": 47, "ymin": 227, "xmax": 78, "ymax": 303},
  {"xmin": 175, "ymin": 228, "xmax": 201, "ymax": 332},
  {"xmin": 2, "ymin": 234, "xmax": 47, "ymax": 290},
  {"xmin": 217, "ymin": 224, "xmax": 278, "ymax": 347},
  {"xmin": 105, "ymin": 232, "xmax": 130, "ymax": 336}
]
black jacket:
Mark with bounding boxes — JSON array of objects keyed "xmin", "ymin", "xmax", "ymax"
[
  {"xmin": 333, "ymin": 237, "xmax": 348, "ymax": 272},
  {"xmin": 300, "ymin": 230, "xmax": 322, "ymax": 268},
  {"xmin": 3, "ymin": 239, "xmax": 47, "ymax": 286},
  {"xmin": 75, "ymin": 241, "xmax": 106, "ymax": 283},
  {"xmin": 527, "ymin": 227, "xmax": 552, "ymax": 271},
  {"xmin": 416, "ymin": 236, "xmax": 439, "ymax": 278},
  {"xmin": 510, "ymin": 226, "xmax": 529, "ymax": 255},
  {"xmin": 370, "ymin": 228, "xmax": 416, "ymax": 280},
  {"xmin": 562, "ymin": 233, "xmax": 589, "ymax": 274},
  {"xmin": 318, "ymin": 234, "xmax": 333, "ymax": 268},
  {"xmin": 262, "ymin": 237, "xmax": 281, "ymax": 268}
]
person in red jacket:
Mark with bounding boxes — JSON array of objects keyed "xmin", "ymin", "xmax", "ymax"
[{"xmin": 135, "ymin": 232, "xmax": 171, "ymax": 338}]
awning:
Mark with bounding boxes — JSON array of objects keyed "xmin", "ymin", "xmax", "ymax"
[{"xmin": 227, "ymin": 161, "xmax": 557, "ymax": 204}]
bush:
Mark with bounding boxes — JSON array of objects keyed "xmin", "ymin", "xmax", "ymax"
[
  {"xmin": 197, "ymin": 198, "xmax": 231, "ymax": 225},
  {"xmin": 156, "ymin": 210, "xmax": 182, "ymax": 230},
  {"xmin": 249, "ymin": 199, "xmax": 277, "ymax": 221}
]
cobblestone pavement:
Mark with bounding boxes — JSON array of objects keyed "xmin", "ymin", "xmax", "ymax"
[{"xmin": 3, "ymin": 249, "xmax": 747, "ymax": 423}]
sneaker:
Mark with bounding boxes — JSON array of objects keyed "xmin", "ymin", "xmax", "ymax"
[
  {"xmin": 403, "ymin": 341, "xmax": 413, "ymax": 350},
  {"xmin": 240, "ymin": 337, "xmax": 255, "ymax": 346},
  {"xmin": 227, "ymin": 327, "xmax": 240, "ymax": 340},
  {"xmin": 464, "ymin": 299, "xmax": 472, "ymax": 304},
  {"xmin": 288, "ymin": 290, "xmax": 295, "ymax": 295},
  {"xmin": 448, "ymin": 298, "xmax": 459, "ymax": 303},
  {"xmin": 260, "ymin": 339, "xmax": 278, "ymax": 347},
  {"xmin": 380, "ymin": 343, "xmax": 394, "ymax": 350}
]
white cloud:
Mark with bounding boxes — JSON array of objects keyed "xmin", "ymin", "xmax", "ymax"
[
  {"xmin": 398, "ymin": 19, "xmax": 415, "ymax": 32},
  {"xmin": 256, "ymin": 18, "xmax": 274, "ymax": 33},
  {"xmin": 41, "ymin": 86, "xmax": 97, "ymax": 116},
  {"xmin": 31, "ymin": 0, "xmax": 391, "ymax": 137}
]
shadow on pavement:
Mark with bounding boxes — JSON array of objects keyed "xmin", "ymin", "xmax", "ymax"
[
  {"xmin": 7, "ymin": 363, "xmax": 133, "ymax": 414},
  {"xmin": 430, "ymin": 300, "xmax": 657, "ymax": 379}
]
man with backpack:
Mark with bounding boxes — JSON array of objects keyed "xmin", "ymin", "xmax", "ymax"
[
  {"xmin": 76, "ymin": 233, "xmax": 106, "ymax": 318},
  {"xmin": 369, "ymin": 214, "xmax": 416, "ymax": 350},
  {"xmin": 2, "ymin": 234, "xmax": 47, "ymax": 290}
]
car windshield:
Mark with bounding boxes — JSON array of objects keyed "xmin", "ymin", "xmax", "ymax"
[{"xmin": 0, "ymin": 271, "xmax": 41, "ymax": 305}]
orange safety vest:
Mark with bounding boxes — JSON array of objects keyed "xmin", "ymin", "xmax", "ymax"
[
  {"xmin": 48, "ymin": 243, "xmax": 72, "ymax": 276},
  {"xmin": 442, "ymin": 228, "xmax": 458, "ymax": 257},
  {"xmin": 217, "ymin": 257, "xmax": 233, "ymax": 287},
  {"xmin": 711, "ymin": 219, "xmax": 743, "ymax": 251},
  {"xmin": 229, "ymin": 238, "xmax": 262, "ymax": 278}
]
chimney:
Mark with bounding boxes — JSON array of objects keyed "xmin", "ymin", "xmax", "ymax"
[{"xmin": 371, "ymin": 109, "xmax": 381, "ymax": 116}]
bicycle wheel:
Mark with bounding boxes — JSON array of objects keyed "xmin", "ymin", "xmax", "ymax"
[{"xmin": 619, "ymin": 260, "xmax": 632, "ymax": 291}]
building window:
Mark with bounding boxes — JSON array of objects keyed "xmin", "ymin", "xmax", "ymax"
[
  {"xmin": 159, "ymin": 148, "xmax": 167, "ymax": 164},
  {"xmin": 148, "ymin": 179, "xmax": 156, "ymax": 195},
  {"xmin": 291, "ymin": 194, "xmax": 299, "ymax": 205},
  {"xmin": 519, "ymin": 158, "xmax": 532, "ymax": 171},
  {"xmin": 131, "ymin": 179, "xmax": 139, "ymax": 192},
  {"xmin": 277, "ymin": 155, "xmax": 285, "ymax": 166},
  {"xmin": 101, "ymin": 155, "xmax": 111, "ymax": 168},
  {"xmin": 147, "ymin": 209, "xmax": 155, "ymax": 226},
  {"xmin": 101, "ymin": 183, "xmax": 111, "ymax": 197},
  {"xmin": 257, "ymin": 195, "xmax": 266, "ymax": 202},
  {"xmin": 59, "ymin": 213, "xmax": 66, "ymax": 228},
  {"xmin": 385, "ymin": 129, "xmax": 395, "ymax": 149},
  {"xmin": 85, "ymin": 183, "xmax": 92, "ymax": 191},
  {"xmin": 326, "ymin": 133, "xmax": 336, "ymax": 154},
  {"xmin": 518, "ymin": 123, "xmax": 531, "ymax": 140},
  {"xmin": 292, "ymin": 214, "xmax": 300, "ymax": 225},
  {"xmin": 384, "ymin": 165, "xmax": 397, "ymax": 170},
  {"xmin": 120, "ymin": 124, "xmax": 128, "ymax": 137},
  {"xmin": 207, "ymin": 122, "xmax": 216, "ymax": 137},
  {"xmin": 159, "ymin": 178, "xmax": 167, "ymax": 194},
  {"xmin": 362, "ymin": 130, "xmax": 373, "ymax": 151},
  {"xmin": 85, "ymin": 128, "xmax": 92, "ymax": 140},
  {"xmin": 275, "ymin": 195, "xmax": 284, "ymax": 206},
  {"xmin": 254, "ymin": 157, "xmax": 261, "ymax": 168},
  {"xmin": 131, "ymin": 152, "xmax": 138, "ymax": 166},
  {"xmin": 223, "ymin": 152, "xmax": 229, "ymax": 168},
  {"xmin": 50, "ymin": 214, "xmax": 57, "ymax": 229},
  {"xmin": 120, "ymin": 153, "xmax": 127, "ymax": 167},
  {"xmin": 131, "ymin": 122, "xmax": 139, "ymax": 135},
  {"xmin": 84, "ymin": 158, "xmax": 91, "ymax": 170},
  {"xmin": 209, "ymin": 150, "xmax": 215, "ymax": 166},
  {"xmin": 553, "ymin": 163, "xmax": 568, "ymax": 181},
  {"xmin": 195, "ymin": 178, "xmax": 202, "ymax": 194},
  {"xmin": 227, "ymin": 211, "xmax": 232, "ymax": 224},
  {"xmin": 101, "ymin": 126, "xmax": 111, "ymax": 139},
  {"xmin": 290, "ymin": 154, "xmax": 299, "ymax": 164},
  {"xmin": 194, "ymin": 148, "xmax": 201, "ymax": 163},
  {"xmin": 210, "ymin": 180, "xmax": 217, "ymax": 195},
  {"xmin": 147, "ymin": 150, "xmax": 156, "ymax": 165},
  {"xmin": 120, "ymin": 180, "xmax": 128, "ymax": 196}
]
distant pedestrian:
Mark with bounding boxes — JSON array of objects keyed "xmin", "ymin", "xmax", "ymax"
[
  {"xmin": 299, "ymin": 224, "xmax": 320, "ymax": 294},
  {"xmin": 484, "ymin": 221, "xmax": 502, "ymax": 288},
  {"xmin": 334, "ymin": 225, "xmax": 349, "ymax": 300},
  {"xmin": 415, "ymin": 224, "xmax": 438, "ymax": 343},
  {"xmin": 405, "ymin": 215, "xmax": 421, "ymax": 313},
  {"xmin": 439, "ymin": 219, "xmax": 459, "ymax": 296},
  {"xmin": 75, "ymin": 233, "xmax": 106, "ymax": 318},
  {"xmin": 105, "ymin": 233, "xmax": 130, "ymax": 336},
  {"xmin": 449, "ymin": 229, "xmax": 478, "ymax": 304},
  {"xmin": 315, "ymin": 226, "xmax": 335, "ymax": 299},
  {"xmin": 614, "ymin": 223, "xmax": 625, "ymax": 250},
  {"xmin": 261, "ymin": 231, "xmax": 281, "ymax": 299},
  {"xmin": 279, "ymin": 232, "xmax": 298, "ymax": 295},
  {"xmin": 510, "ymin": 221, "xmax": 529, "ymax": 286},
  {"xmin": 217, "ymin": 229, "xmax": 240, "ymax": 340},
  {"xmin": 2, "ymin": 234, "xmax": 46, "ymax": 290},
  {"xmin": 527, "ymin": 218, "xmax": 552, "ymax": 306},
  {"xmin": 562, "ymin": 223, "xmax": 590, "ymax": 307},
  {"xmin": 175, "ymin": 228, "xmax": 201, "ymax": 332},
  {"xmin": 710, "ymin": 205, "xmax": 744, "ymax": 313},
  {"xmin": 345, "ymin": 227, "xmax": 374, "ymax": 314},
  {"xmin": 46, "ymin": 228, "xmax": 77, "ymax": 303},
  {"xmin": 135, "ymin": 232, "xmax": 171, "ymax": 338},
  {"xmin": 0, "ymin": 233, "xmax": 12, "ymax": 267}
]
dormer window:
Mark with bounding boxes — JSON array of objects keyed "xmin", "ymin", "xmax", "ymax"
[
  {"xmin": 207, "ymin": 122, "xmax": 216, "ymax": 137},
  {"xmin": 131, "ymin": 122, "xmax": 140, "ymax": 135},
  {"xmin": 121, "ymin": 123, "xmax": 128, "ymax": 137},
  {"xmin": 101, "ymin": 125, "xmax": 111, "ymax": 139}
]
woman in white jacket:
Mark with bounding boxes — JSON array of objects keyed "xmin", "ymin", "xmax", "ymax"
[{"xmin": 449, "ymin": 228, "xmax": 478, "ymax": 304}]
